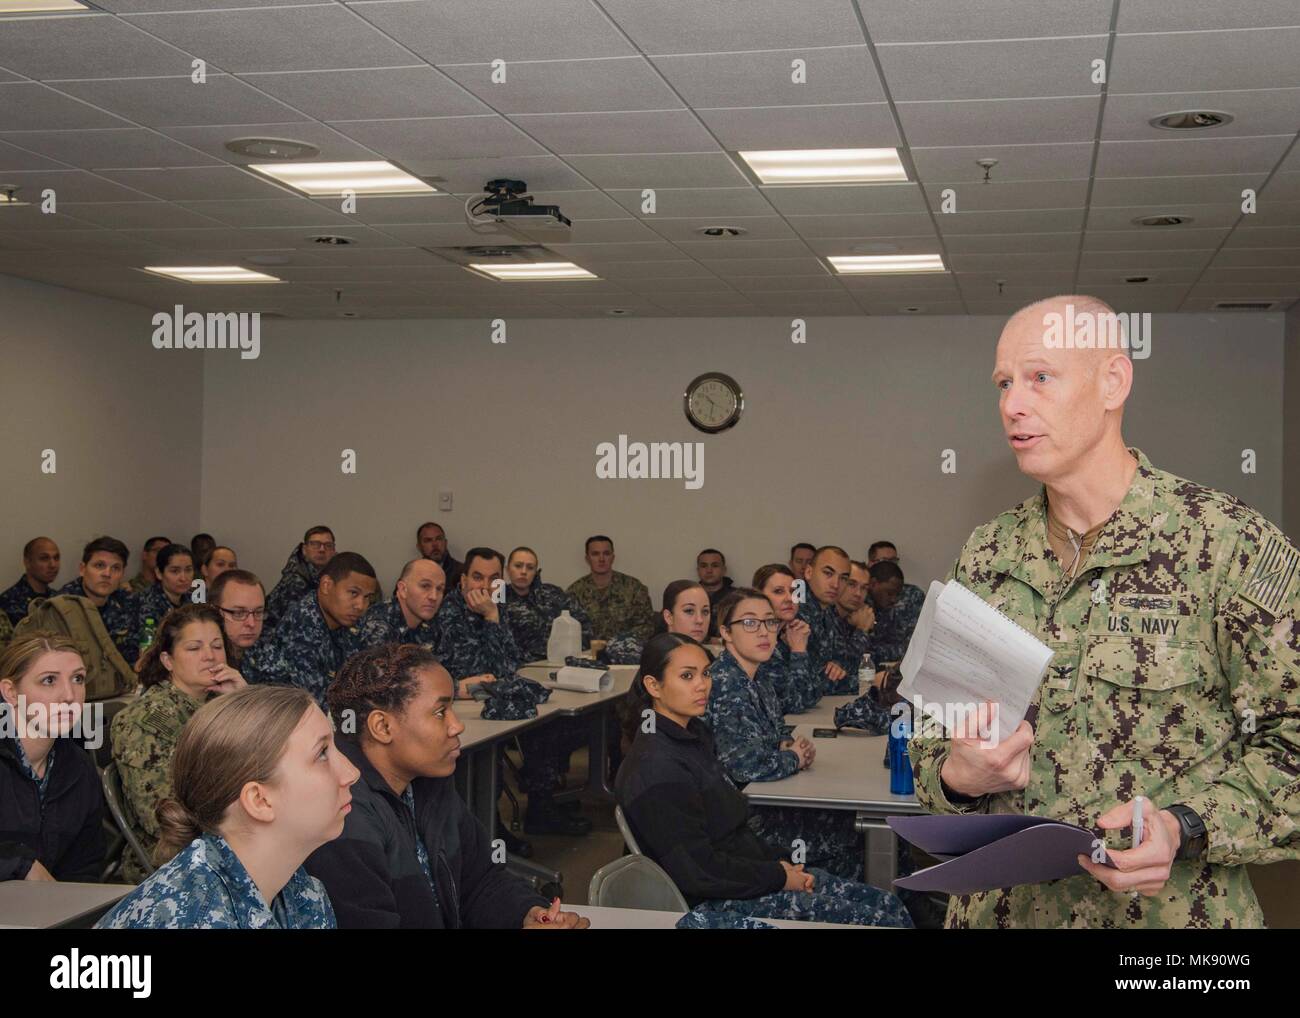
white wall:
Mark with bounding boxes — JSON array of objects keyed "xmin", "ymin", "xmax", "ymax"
[
  {"xmin": 199, "ymin": 313, "xmax": 1285, "ymax": 602},
  {"xmin": 0, "ymin": 274, "xmax": 203, "ymax": 586}
]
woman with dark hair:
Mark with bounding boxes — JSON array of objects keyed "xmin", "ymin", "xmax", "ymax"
[
  {"xmin": 305, "ymin": 642, "xmax": 589, "ymax": 929},
  {"xmin": 111, "ymin": 603, "xmax": 246, "ymax": 881},
  {"xmin": 752, "ymin": 563, "xmax": 819, "ymax": 712},
  {"xmin": 705, "ymin": 589, "xmax": 867, "ymax": 882},
  {"xmin": 0, "ymin": 635, "xmax": 104, "ymax": 882},
  {"xmin": 136, "ymin": 542, "xmax": 195, "ymax": 636},
  {"xmin": 604, "ymin": 579, "xmax": 712, "ymax": 664},
  {"xmin": 99, "ymin": 685, "xmax": 355, "ymax": 928},
  {"xmin": 615, "ymin": 632, "xmax": 911, "ymax": 926}
]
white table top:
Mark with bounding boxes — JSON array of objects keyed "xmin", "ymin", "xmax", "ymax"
[
  {"xmin": 572, "ymin": 904, "xmax": 878, "ymax": 930},
  {"xmin": 454, "ymin": 663, "xmax": 635, "ymax": 749},
  {"xmin": 0, "ymin": 881, "xmax": 128, "ymax": 929},
  {"xmin": 785, "ymin": 692, "xmax": 859, "ymax": 729},
  {"xmin": 742, "ymin": 725, "xmax": 921, "ymax": 814}
]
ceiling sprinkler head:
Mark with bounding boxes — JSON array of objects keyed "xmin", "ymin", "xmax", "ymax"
[{"xmin": 975, "ymin": 158, "xmax": 999, "ymax": 184}]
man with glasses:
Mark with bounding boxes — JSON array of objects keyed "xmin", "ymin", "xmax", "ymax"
[
  {"xmin": 210, "ymin": 569, "xmax": 267, "ymax": 668},
  {"xmin": 265, "ymin": 525, "xmax": 335, "ymax": 631}
]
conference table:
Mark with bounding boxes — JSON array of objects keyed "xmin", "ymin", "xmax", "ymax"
[
  {"xmin": 573, "ymin": 904, "xmax": 879, "ymax": 930},
  {"xmin": 0, "ymin": 881, "xmax": 128, "ymax": 929},
  {"xmin": 753, "ymin": 683, "xmax": 923, "ymax": 891}
]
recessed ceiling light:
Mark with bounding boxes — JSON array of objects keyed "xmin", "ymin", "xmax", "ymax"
[
  {"xmin": 1150, "ymin": 110, "xmax": 1233, "ymax": 131},
  {"xmin": 606, "ymin": 308, "xmax": 632, "ymax": 316},
  {"xmin": 143, "ymin": 266, "xmax": 282, "ymax": 284},
  {"xmin": 310, "ymin": 235, "xmax": 354, "ymax": 246},
  {"xmin": 225, "ymin": 138, "xmax": 320, "ymax": 160},
  {"xmin": 695, "ymin": 226, "xmax": 748, "ymax": 237},
  {"xmin": 248, "ymin": 160, "xmax": 436, "ymax": 197},
  {"xmin": 0, "ymin": 0, "xmax": 89, "ymax": 12},
  {"xmin": 738, "ymin": 148, "xmax": 908, "ymax": 185},
  {"xmin": 828, "ymin": 254, "xmax": 946, "ymax": 275},
  {"xmin": 901, "ymin": 306, "xmax": 923, "ymax": 313},
  {"xmin": 0, "ymin": 186, "xmax": 29, "ymax": 207},
  {"xmin": 468, "ymin": 261, "xmax": 598, "ymax": 281},
  {"xmin": 1133, "ymin": 215, "xmax": 1191, "ymax": 227},
  {"xmin": 1125, "ymin": 275, "xmax": 1151, "ymax": 283}
]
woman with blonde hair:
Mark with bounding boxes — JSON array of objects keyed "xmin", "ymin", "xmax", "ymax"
[
  {"xmin": 0, "ymin": 634, "xmax": 104, "ymax": 882},
  {"xmin": 98, "ymin": 685, "xmax": 358, "ymax": 928}
]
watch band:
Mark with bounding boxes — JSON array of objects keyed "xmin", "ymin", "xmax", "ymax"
[{"xmin": 1166, "ymin": 803, "xmax": 1208, "ymax": 860}]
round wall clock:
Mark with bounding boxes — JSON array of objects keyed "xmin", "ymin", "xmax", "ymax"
[{"xmin": 684, "ymin": 372, "xmax": 743, "ymax": 434}]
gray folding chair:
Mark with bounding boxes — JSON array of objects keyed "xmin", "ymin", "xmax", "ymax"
[
  {"xmin": 588, "ymin": 854, "xmax": 689, "ymax": 912},
  {"xmin": 100, "ymin": 762, "xmax": 153, "ymax": 880},
  {"xmin": 614, "ymin": 804, "xmax": 643, "ymax": 855}
]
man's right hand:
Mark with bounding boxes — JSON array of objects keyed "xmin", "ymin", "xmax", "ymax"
[
  {"xmin": 780, "ymin": 860, "xmax": 815, "ymax": 892},
  {"xmin": 24, "ymin": 860, "xmax": 55, "ymax": 881},
  {"xmin": 939, "ymin": 706, "xmax": 1034, "ymax": 798}
]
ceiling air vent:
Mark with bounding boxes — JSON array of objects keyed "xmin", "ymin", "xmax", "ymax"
[{"xmin": 1212, "ymin": 300, "xmax": 1279, "ymax": 311}]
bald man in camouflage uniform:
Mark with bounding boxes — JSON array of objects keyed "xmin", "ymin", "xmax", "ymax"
[{"xmin": 910, "ymin": 295, "xmax": 1300, "ymax": 928}]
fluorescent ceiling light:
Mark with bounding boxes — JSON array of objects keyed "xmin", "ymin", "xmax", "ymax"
[
  {"xmin": 738, "ymin": 148, "xmax": 908, "ymax": 184},
  {"xmin": 828, "ymin": 254, "xmax": 946, "ymax": 275},
  {"xmin": 0, "ymin": 1, "xmax": 89, "ymax": 12},
  {"xmin": 0, "ymin": 192, "xmax": 30, "ymax": 206},
  {"xmin": 469, "ymin": 262, "xmax": 598, "ymax": 281},
  {"xmin": 144, "ymin": 266, "xmax": 282, "ymax": 284},
  {"xmin": 246, "ymin": 160, "xmax": 436, "ymax": 197}
]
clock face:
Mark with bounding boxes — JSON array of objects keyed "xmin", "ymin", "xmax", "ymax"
[{"xmin": 685, "ymin": 373, "xmax": 743, "ymax": 433}]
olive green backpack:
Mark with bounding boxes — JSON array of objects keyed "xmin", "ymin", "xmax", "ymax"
[{"xmin": 14, "ymin": 595, "xmax": 138, "ymax": 701}]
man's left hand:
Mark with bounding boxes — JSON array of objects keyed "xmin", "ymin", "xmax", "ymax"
[{"xmin": 1076, "ymin": 797, "xmax": 1180, "ymax": 896}]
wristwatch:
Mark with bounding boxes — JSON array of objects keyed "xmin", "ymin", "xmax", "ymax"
[{"xmin": 1165, "ymin": 803, "xmax": 1208, "ymax": 861}]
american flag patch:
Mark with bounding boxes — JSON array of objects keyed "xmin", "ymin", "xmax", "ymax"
[{"xmin": 1240, "ymin": 535, "xmax": 1300, "ymax": 618}]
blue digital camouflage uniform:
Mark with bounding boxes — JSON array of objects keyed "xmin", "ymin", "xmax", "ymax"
[
  {"xmin": 242, "ymin": 594, "xmax": 361, "ymax": 709},
  {"xmin": 603, "ymin": 631, "xmax": 646, "ymax": 665},
  {"xmin": 866, "ymin": 582, "xmax": 924, "ymax": 664},
  {"xmin": 698, "ymin": 865, "xmax": 912, "ymax": 928},
  {"xmin": 796, "ymin": 596, "xmax": 860, "ymax": 696},
  {"xmin": 910, "ymin": 449, "xmax": 1300, "ymax": 929},
  {"xmin": 128, "ymin": 571, "xmax": 154, "ymax": 595},
  {"xmin": 58, "ymin": 578, "xmax": 141, "ymax": 665},
  {"xmin": 765, "ymin": 637, "xmax": 821, "ymax": 713},
  {"xmin": 111, "ymin": 679, "xmax": 206, "ymax": 882},
  {"xmin": 97, "ymin": 833, "xmax": 336, "ymax": 929},
  {"xmin": 264, "ymin": 546, "xmax": 320, "ymax": 632},
  {"xmin": 136, "ymin": 582, "xmax": 191, "ymax": 631},
  {"xmin": 566, "ymin": 571, "xmax": 654, "ymax": 642},
  {"xmin": 0, "ymin": 574, "xmax": 48, "ymax": 625},
  {"xmin": 501, "ymin": 575, "xmax": 592, "ymax": 660},
  {"xmin": 705, "ymin": 649, "xmax": 864, "ymax": 881},
  {"xmin": 356, "ymin": 596, "xmax": 442, "ymax": 651},
  {"xmin": 0, "ymin": 611, "xmax": 11, "ymax": 652},
  {"xmin": 437, "ymin": 589, "xmax": 585, "ymax": 797}
]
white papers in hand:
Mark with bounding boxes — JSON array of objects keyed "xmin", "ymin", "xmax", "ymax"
[{"xmin": 897, "ymin": 580, "xmax": 1054, "ymax": 744}]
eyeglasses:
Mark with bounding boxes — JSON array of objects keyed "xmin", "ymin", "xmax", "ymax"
[
  {"xmin": 306, "ymin": 541, "xmax": 336, "ymax": 551},
  {"xmin": 218, "ymin": 607, "xmax": 266, "ymax": 622},
  {"xmin": 724, "ymin": 617, "xmax": 781, "ymax": 633}
]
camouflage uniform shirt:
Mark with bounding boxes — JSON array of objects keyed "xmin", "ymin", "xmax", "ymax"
[
  {"xmin": 501, "ymin": 576, "xmax": 592, "ymax": 660},
  {"xmin": 356, "ymin": 596, "xmax": 442, "ymax": 651},
  {"xmin": 136, "ymin": 582, "xmax": 191, "ymax": 631},
  {"xmin": 243, "ymin": 594, "xmax": 360, "ymax": 708},
  {"xmin": 264, "ymin": 547, "xmax": 320, "ymax": 632},
  {"xmin": 111, "ymin": 679, "xmax": 206, "ymax": 882},
  {"xmin": 566, "ymin": 571, "xmax": 654, "ymax": 643},
  {"xmin": 435, "ymin": 588, "xmax": 523, "ymax": 681},
  {"xmin": 97, "ymin": 833, "xmax": 335, "ymax": 929},
  {"xmin": 0, "ymin": 611, "xmax": 11, "ymax": 652},
  {"xmin": 1, "ymin": 574, "xmax": 48, "ymax": 625},
  {"xmin": 866, "ymin": 582, "xmax": 925, "ymax": 664},
  {"xmin": 58, "ymin": 579, "xmax": 141, "ymax": 665},
  {"xmin": 765, "ymin": 638, "xmax": 820, "ymax": 714},
  {"xmin": 910, "ymin": 449, "xmax": 1300, "ymax": 929},
  {"xmin": 705, "ymin": 649, "xmax": 800, "ymax": 784},
  {"xmin": 796, "ymin": 596, "xmax": 861, "ymax": 696}
]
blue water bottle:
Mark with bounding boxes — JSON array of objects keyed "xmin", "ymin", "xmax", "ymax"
[{"xmin": 888, "ymin": 710, "xmax": 914, "ymax": 795}]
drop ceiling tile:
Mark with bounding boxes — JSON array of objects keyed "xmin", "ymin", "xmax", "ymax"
[
  {"xmin": 564, "ymin": 152, "xmax": 748, "ymax": 189},
  {"xmin": 1096, "ymin": 135, "xmax": 1292, "ymax": 176},
  {"xmin": 651, "ymin": 46, "xmax": 884, "ymax": 107},
  {"xmin": 759, "ymin": 183, "xmax": 926, "ymax": 216},
  {"xmin": 942, "ymin": 232, "xmax": 1081, "ymax": 253},
  {"xmin": 0, "ymin": 128, "xmax": 219, "ymax": 169},
  {"xmin": 1199, "ymin": 265, "xmax": 1300, "ymax": 283},
  {"xmin": 1223, "ymin": 227, "xmax": 1300, "ymax": 248},
  {"xmin": 597, "ymin": 0, "xmax": 866, "ymax": 54},
  {"xmin": 1211, "ymin": 246, "xmax": 1300, "ymax": 266},
  {"xmin": 729, "ymin": 275, "xmax": 844, "ymax": 293},
  {"xmin": 606, "ymin": 187, "xmax": 772, "ymax": 219},
  {"xmin": 1086, "ymin": 203, "xmax": 1242, "ymax": 230},
  {"xmin": 1078, "ymin": 249, "xmax": 1215, "ymax": 270},
  {"xmin": 1084, "ymin": 227, "xmax": 1231, "ymax": 249},
  {"xmin": 802, "ymin": 235, "xmax": 945, "ymax": 258},
  {"xmin": 509, "ymin": 109, "xmax": 719, "ymax": 154},
  {"xmin": 1091, "ymin": 173, "xmax": 1266, "ymax": 206},
  {"xmin": 336, "ymin": 116, "xmax": 546, "ymax": 167},
  {"xmin": 440, "ymin": 57, "xmax": 682, "ymax": 115},
  {"xmin": 701, "ymin": 257, "xmax": 829, "ymax": 277},
  {"xmin": 1077, "ymin": 266, "xmax": 1202, "ymax": 285},
  {"xmin": 0, "ymin": 83, "xmax": 128, "ymax": 131},
  {"xmin": 925, "ymin": 180, "xmax": 1088, "ymax": 212},
  {"xmin": 672, "ymin": 238, "xmax": 814, "ymax": 259},
  {"xmin": 421, "ymin": 155, "xmax": 591, "ymax": 193},
  {"xmin": 938, "ymin": 208, "xmax": 1087, "ymax": 233},
  {"xmin": 862, "ymin": 0, "xmax": 1113, "ymax": 42},
  {"xmin": 517, "ymin": 218, "xmax": 661, "ymax": 243},
  {"xmin": 244, "ymin": 67, "xmax": 489, "ymax": 122},
  {"xmin": 176, "ymin": 198, "xmax": 356, "ymax": 228},
  {"xmin": 546, "ymin": 241, "xmax": 690, "ymax": 260},
  {"xmin": 697, "ymin": 103, "xmax": 899, "ymax": 150},
  {"xmin": 125, "ymin": 5, "xmax": 416, "ymax": 73},
  {"xmin": 0, "ymin": 169, "xmax": 157, "ymax": 203},
  {"xmin": 642, "ymin": 215, "xmax": 794, "ymax": 242},
  {"xmin": 162, "ymin": 121, "xmax": 381, "ymax": 164},
  {"xmin": 95, "ymin": 165, "xmax": 292, "ymax": 200},
  {"xmin": 948, "ymin": 251, "xmax": 1079, "ymax": 270},
  {"xmin": 0, "ymin": 204, "xmax": 101, "ymax": 229},
  {"xmin": 1117, "ymin": 0, "xmax": 1300, "ymax": 32},
  {"xmin": 786, "ymin": 212, "xmax": 941, "ymax": 237},
  {"xmin": 911, "ymin": 143, "xmax": 1094, "ymax": 182},
  {"xmin": 55, "ymin": 201, "xmax": 228, "ymax": 229},
  {"xmin": 0, "ymin": 15, "xmax": 194, "ymax": 81},
  {"xmin": 348, "ymin": 0, "xmax": 635, "ymax": 62},
  {"xmin": 48, "ymin": 74, "xmax": 310, "ymax": 130},
  {"xmin": 898, "ymin": 97, "xmax": 1100, "ymax": 146},
  {"xmin": 878, "ymin": 37, "xmax": 1106, "ymax": 101},
  {"xmin": 1237, "ymin": 201, "xmax": 1300, "ymax": 227},
  {"xmin": 1110, "ymin": 28, "xmax": 1300, "ymax": 93},
  {"xmin": 1263, "ymin": 173, "xmax": 1300, "ymax": 201},
  {"xmin": 1102, "ymin": 89, "xmax": 1300, "ymax": 139}
]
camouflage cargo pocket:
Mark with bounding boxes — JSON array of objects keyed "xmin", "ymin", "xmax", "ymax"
[{"xmin": 1083, "ymin": 639, "xmax": 1215, "ymax": 762}]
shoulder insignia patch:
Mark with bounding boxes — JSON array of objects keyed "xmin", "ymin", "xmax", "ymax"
[{"xmin": 1240, "ymin": 534, "xmax": 1300, "ymax": 618}]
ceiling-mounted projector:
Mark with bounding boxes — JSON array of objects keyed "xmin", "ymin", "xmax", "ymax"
[{"xmin": 467, "ymin": 179, "xmax": 571, "ymax": 234}]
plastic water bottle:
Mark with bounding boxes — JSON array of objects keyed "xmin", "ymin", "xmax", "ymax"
[
  {"xmin": 139, "ymin": 617, "xmax": 157, "ymax": 655},
  {"xmin": 547, "ymin": 610, "xmax": 582, "ymax": 663},
  {"xmin": 888, "ymin": 712, "xmax": 914, "ymax": 795},
  {"xmin": 857, "ymin": 653, "xmax": 875, "ymax": 693}
]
